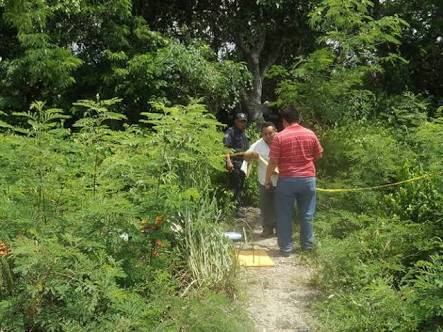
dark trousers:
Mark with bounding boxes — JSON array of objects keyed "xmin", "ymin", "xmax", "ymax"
[
  {"xmin": 229, "ymin": 167, "xmax": 245, "ymax": 208},
  {"xmin": 259, "ymin": 185, "xmax": 276, "ymax": 230}
]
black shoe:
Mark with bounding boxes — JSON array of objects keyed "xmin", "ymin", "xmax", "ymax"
[{"xmin": 280, "ymin": 250, "xmax": 293, "ymax": 257}]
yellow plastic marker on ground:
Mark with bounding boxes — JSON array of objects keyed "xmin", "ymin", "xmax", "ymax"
[{"xmin": 236, "ymin": 249, "xmax": 274, "ymax": 267}]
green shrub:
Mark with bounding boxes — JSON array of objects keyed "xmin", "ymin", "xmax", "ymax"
[
  {"xmin": 312, "ymin": 115, "xmax": 442, "ymax": 330},
  {"xmin": 405, "ymin": 254, "xmax": 443, "ymax": 331},
  {"xmin": 318, "ymin": 124, "xmax": 416, "ymax": 185},
  {"xmin": 378, "ymin": 92, "xmax": 428, "ymax": 130},
  {"xmin": 315, "ymin": 279, "xmax": 417, "ymax": 332},
  {"xmin": 0, "ymin": 99, "xmax": 244, "ymax": 330},
  {"xmin": 385, "ymin": 173, "xmax": 443, "ymax": 223},
  {"xmin": 313, "ymin": 117, "xmax": 442, "ymax": 331},
  {"xmin": 164, "ymin": 293, "xmax": 254, "ymax": 332}
]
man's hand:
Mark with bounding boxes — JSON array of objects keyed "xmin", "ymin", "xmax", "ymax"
[
  {"xmin": 265, "ymin": 158, "xmax": 278, "ymax": 190},
  {"xmin": 264, "ymin": 182, "xmax": 273, "ymax": 192},
  {"xmin": 226, "ymin": 160, "xmax": 234, "ymax": 172},
  {"xmin": 225, "ymin": 153, "xmax": 234, "ymax": 172}
]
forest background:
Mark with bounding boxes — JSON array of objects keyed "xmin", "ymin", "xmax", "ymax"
[{"xmin": 0, "ymin": 0, "xmax": 442, "ymax": 331}]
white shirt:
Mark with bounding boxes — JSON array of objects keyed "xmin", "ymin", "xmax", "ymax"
[{"xmin": 243, "ymin": 138, "xmax": 278, "ymax": 186}]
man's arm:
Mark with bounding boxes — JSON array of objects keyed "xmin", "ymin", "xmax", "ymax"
[
  {"xmin": 265, "ymin": 158, "xmax": 278, "ymax": 188},
  {"xmin": 265, "ymin": 135, "xmax": 280, "ymax": 189},
  {"xmin": 243, "ymin": 151, "xmax": 259, "ymax": 161},
  {"xmin": 223, "ymin": 128, "xmax": 233, "ymax": 147},
  {"xmin": 223, "ymin": 129, "xmax": 234, "ymax": 171},
  {"xmin": 242, "ymin": 140, "xmax": 259, "ymax": 162},
  {"xmin": 225, "ymin": 153, "xmax": 234, "ymax": 171},
  {"xmin": 243, "ymin": 140, "xmax": 258, "ymax": 161}
]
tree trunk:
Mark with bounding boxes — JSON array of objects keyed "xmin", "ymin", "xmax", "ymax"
[
  {"xmin": 243, "ymin": 52, "xmax": 264, "ymax": 123},
  {"xmin": 237, "ymin": 32, "xmax": 284, "ymax": 124}
]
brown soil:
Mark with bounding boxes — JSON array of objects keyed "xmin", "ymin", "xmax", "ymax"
[{"xmin": 236, "ymin": 207, "xmax": 319, "ymax": 332}]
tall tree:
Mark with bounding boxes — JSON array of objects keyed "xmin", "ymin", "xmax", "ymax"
[
  {"xmin": 0, "ymin": 0, "xmax": 248, "ymax": 121},
  {"xmin": 135, "ymin": 0, "xmax": 315, "ymax": 122}
]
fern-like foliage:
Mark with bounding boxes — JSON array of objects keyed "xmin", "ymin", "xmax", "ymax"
[{"xmin": 0, "ymin": 257, "xmax": 13, "ymax": 296}]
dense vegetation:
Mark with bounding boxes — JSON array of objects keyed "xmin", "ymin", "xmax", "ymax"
[
  {"xmin": 0, "ymin": 0, "xmax": 441, "ymax": 331},
  {"xmin": 0, "ymin": 99, "xmax": 254, "ymax": 331},
  {"xmin": 281, "ymin": 2, "xmax": 443, "ymax": 330}
]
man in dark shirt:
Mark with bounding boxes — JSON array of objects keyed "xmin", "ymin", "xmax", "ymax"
[{"xmin": 224, "ymin": 113, "xmax": 249, "ymax": 216}]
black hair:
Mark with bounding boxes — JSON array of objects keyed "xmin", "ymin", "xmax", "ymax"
[
  {"xmin": 261, "ymin": 121, "xmax": 276, "ymax": 131},
  {"xmin": 280, "ymin": 106, "xmax": 301, "ymax": 124}
]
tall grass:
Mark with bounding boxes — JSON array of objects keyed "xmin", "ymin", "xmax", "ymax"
[{"xmin": 177, "ymin": 192, "xmax": 238, "ymax": 292}]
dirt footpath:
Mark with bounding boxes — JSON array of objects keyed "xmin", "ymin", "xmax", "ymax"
[{"xmin": 238, "ymin": 208, "xmax": 319, "ymax": 332}]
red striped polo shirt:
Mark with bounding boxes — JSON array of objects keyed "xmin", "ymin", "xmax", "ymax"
[{"xmin": 269, "ymin": 123, "xmax": 323, "ymax": 177}]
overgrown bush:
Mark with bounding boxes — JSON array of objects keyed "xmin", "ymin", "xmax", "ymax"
[
  {"xmin": 0, "ymin": 99, "xmax": 247, "ymax": 330},
  {"xmin": 313, "ymin": 116, "xmax": 443, "ymax": 331}
]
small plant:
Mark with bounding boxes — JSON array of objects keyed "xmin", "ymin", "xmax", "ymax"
[
  {"xmin": 11, "ymin": 101, "xmax": 70, "ymax": 137},
  {"xmin": 73, "ymin": 96, "xmax": 126, "ymax": 195}
]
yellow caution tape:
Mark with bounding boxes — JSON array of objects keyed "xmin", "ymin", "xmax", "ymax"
[
  {"xmin": 317, "ymin": 173, "xmax": 436, "ymax": 193},
  {"xmin": 224, "ymin": 152, "xmax": 441, "ymax": 193}
]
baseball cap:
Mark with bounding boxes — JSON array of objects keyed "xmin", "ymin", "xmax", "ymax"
[{"xmin": 235, "ymin": 113, "xmax": 247, "ymax": 121}]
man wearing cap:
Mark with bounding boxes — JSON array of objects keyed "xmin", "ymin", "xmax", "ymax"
[
  {"xmin": 224, "ymin": 113, "xmax": 249, "ymax": 217},
  {"xmin": 265, "ymin": 106, "xmax": 323, "ymax": 256}
]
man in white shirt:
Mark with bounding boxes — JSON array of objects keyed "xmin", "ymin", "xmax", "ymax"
[{"xmin": 243, "ymin": 122, "xmax": 278, "ymax": 237}]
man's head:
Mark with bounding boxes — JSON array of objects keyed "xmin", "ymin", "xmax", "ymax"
[
  {"xmin": 234, "ymin": 113, "xmax": 247, "ymax": 130},
  {"xmin": 261, "ymin": 121, "xmax": 277, "ymax": 145},
  {"xmin": 280, "ymin": 106, "xmax": 301, "ymax": 128}
]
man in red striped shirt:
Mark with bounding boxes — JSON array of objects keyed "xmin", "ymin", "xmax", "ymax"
[{"xmin": 265, "ymin": 106, "xmax": 323, "ymax": 256}]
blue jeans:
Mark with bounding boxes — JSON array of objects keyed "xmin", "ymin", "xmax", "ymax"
[{"xmin": 274, "ymin": 177, "xmax": 317, "ymax": 252}]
